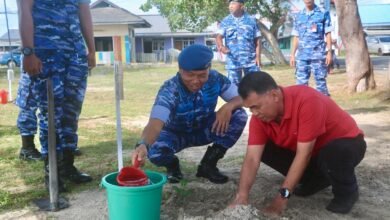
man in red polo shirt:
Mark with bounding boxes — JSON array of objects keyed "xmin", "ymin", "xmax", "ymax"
[{"xmin": 230, "ymin": 72, "xmax": 366, "ymax": 216}]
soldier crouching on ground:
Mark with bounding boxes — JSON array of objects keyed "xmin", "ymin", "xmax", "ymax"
[{"xmin": 131, "ymin": 44, "xmax": 248, "ymax": 184}]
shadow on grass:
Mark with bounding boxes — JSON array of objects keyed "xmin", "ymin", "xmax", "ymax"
[
  {"xmin": 347, "ymin": 106, "xmax": 389, "ymax": 114},
  {"xmin": 0, "ymin": 130, "xmax": 158, "ymax": 212},
  {"xmin": 0, "ymin": 188, "xmax": 48, "ymax": 211},
  {"xmin": 79, "ymin": 115, "xmax": 109, "ymax": 121},
  {"xmin": 1, "ymin": 126, "xmax": 201, "ymax": 212},
  {"xmin": 0, "ymin": 155, "xmax": 47, "ymax": 211}
]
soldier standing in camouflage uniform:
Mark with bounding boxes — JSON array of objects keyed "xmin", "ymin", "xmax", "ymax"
[
  {"xmin": 16, "ymin": 0, "xmax": 95, "ymax": 191},
  {"xmin": 216, "ymin": 0, "xmax": 261, "ymax": 86},
  {"xmin": 132, "ymin": 44, "xmax": 248, "ymax": 184},
  {"xmin": 290, "ymin": 0, "xmax": 333, "ymax": 96},
  {"xmin": 16, "ymin": 72, "xmax": 82, "ymax": 161}
]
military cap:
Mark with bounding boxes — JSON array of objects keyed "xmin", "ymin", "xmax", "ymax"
[
  {"xmin": 178, "ymin": 44, "xmax": 213, "ymax": 71},
  {"xmin": 229, "ymin": 0, "xmax": 245, "ymax": 3}
]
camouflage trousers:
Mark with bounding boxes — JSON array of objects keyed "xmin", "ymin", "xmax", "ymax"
[
  {"xmin": 148, "ymin": 108, "xmax": 248, "ymax": 166},
  {"xmin": 295, "ymin": 59, "xmax": 330, "ymax": 96},
  {"xmin": 16, "ymin": 72, "xmax": 39, "ymax": 136},
  {"xmin": 16, "ymin": 49, "xmax": 88, "ymax": 155},
  {"xmin": 227, "ymin": 65, "xmax": 260, "ymax": 86}
]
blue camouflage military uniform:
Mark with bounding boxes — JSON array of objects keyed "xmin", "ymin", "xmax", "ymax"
[
  {"xmin": 16, "ymin": 67, "xmax": 38, "ymax": 136},
  {"xmin": 292, "ymin": 4, "xmax": 333, "ymax": 96},
  {"xmin": 15, "ymin": 0, "xmax": 90, "ymax": 155},
  {"xmin": 217, "ymin": 12, "xmax": 261, "ymax": 85},
  {"xmin": 147, "ymin": 71, "xmax": 248, "ymax": 166}
]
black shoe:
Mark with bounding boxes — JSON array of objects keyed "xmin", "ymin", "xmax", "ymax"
[
  {"xmin": 326, "ymin": 190, "xmax": 359, "ymax": 214},
  {"xmin": 64, "ymin": 166, "xmax": 93, "ymax": 184},
  {"xmin": 73, "ymin": 148, "xmax": 82, "ymax": 156},
  {"xmin": 165, "ymin": 157, "xmax": 183, "ymax": 184},
  {"xmin": 195, "ymin": 144, "xmax": 228, "ymax": 184},
  {"xmin": 62, "ymin": 149, "xmax": 92, "ymax": 184},
  {"xmin": 19, "ymin": 135, "xmax": 42, "ymax": 161},
  {"xmin": 19, "ymin": 148, "xmax": 42, "ymax": 161},
  {"xmin": 196, "ymin": 164, "xmax": 228, "ymax": 184},
  {"xmin": 44, "ymin": 155, "xmax": 67, "ymax": 193},
  {"xmin": 294, "ymin": 180, "xmax": 331, "ymax": 197},
  {"xmin": 167, "ymin": 172, "xmax": 183, "ymax": 184}
]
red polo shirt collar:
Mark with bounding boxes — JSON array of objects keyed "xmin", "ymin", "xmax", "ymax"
[{"xmin": 281, "ymin": 86, "xmax": 292, "ymax": 121}]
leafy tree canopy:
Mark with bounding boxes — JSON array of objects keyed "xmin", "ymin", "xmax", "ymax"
[
  {"xmin": 141, "ymin": 0, "xmax": 227, "ymax": 32},
  {"xmin": 141, "ymin": 0, "xmax": 291, "ymax": 35}
]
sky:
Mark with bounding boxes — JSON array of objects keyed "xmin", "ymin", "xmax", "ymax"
[
  {"xmin": 0, "ymin": 0, "xmax": 18, "ymax": 37},
  {"xmin": 107, "ymin": 0, "xmax": 158, "ymax": 15}
]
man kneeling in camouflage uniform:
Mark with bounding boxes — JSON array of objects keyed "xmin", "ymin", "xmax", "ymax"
[{"xmin": 131, "ymin": 44, "xmax": 247, "ymax": 184}]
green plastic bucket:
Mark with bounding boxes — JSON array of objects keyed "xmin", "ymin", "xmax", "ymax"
[{"xmin": 101, "ymin": 170, "xmax": 167, "ymax": 220}]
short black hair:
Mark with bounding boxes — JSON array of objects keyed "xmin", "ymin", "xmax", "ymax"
[{"xmin": 238, "ymin": 71, "xmax": 278, "ymax": 99}]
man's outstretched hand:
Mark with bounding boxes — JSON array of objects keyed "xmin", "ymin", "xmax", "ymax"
[
  {"xmin": 229, "ymin": 193, "xmax": 249, "ymax": 208},
  {"xmin": 212, "ymin": 105, "xmax": 233, "ymax": 136},
  {"xmin": 262, "ymin": 195, "xmax": 288, "ymax": 218},
  {"xmin": 219, "ymin": 46, "xmax": 230, "ymax": 54},
  {"xmin": 131, "ymin": 145, "xmax": 148, "ymax": 167}
]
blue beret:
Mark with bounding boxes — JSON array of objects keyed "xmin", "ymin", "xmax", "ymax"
[
  {"xmin": 178, "ymin": 44, "xmax": 213, "ymax": 71},
  {"xmin": 229, "ymin": 0, "xmax": 245, "ymax": 3}
]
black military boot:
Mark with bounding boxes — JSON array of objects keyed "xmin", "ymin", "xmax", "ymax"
[
  {"xmin": 165, "ymin": 156, "xmax": 183, "ymax": 184},
  {"xmin": 196, "ymin": 144, "xmax": 228, "ymax": 184},
  {"xmin": 73, "ymin": 148, "xmax": 82, "ymax": 156},
  {"xmin": 19, "ymin": 135, "xmax": 42, "ymax": 161},
  {"xmin": 62, "ymin": 149, "xmax": 92, "ymax": 184},
  {"xmin": 43, "ymin": 154, "xmax": 67, "ymax": 193}
]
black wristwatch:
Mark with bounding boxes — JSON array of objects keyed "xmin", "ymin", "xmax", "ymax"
[
  {"xmin": 135, "ymin": 140, "xmax": 150, "ymax": 152},
  {"xmin": 279, "ymin": 188, "xmax": 291, "ymax": 199},
  {"xmin": 21, "ymin": 47, "xmax": 34, "ymax": 56}
]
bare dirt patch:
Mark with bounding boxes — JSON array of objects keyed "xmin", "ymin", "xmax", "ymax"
[{"xmin": 1, "ymin": 103, "xmax": 389, "ymax": 220}]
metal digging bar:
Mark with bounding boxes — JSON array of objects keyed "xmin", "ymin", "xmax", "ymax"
[
  {"xmin": 114, "ymin": 61, "xmax": 124, "ymax": 171},
  {"xmin": 34, "ymin": 77, "xmax": 69, "ymax": 211}
]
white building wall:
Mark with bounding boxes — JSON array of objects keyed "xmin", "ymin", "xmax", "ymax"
[{"xmin": 93, "ymin": 24, "xmax": 129, "ymax": 37}]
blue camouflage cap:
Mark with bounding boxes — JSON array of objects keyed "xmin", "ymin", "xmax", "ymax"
[
  {"xmin": 178, "ymin": 44, "xmax": 213, "ymax": 71},
  {"xmin": 229, "ymin": 0, "xmax": 245, "ymax": 3}
]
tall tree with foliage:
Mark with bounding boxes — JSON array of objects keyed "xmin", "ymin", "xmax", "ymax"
[
  {"xmin": 334, "ymin": 0, "xmax": 375, "ymax": 93},
  {"xmin": 140, "ymin": 0, "xmax": 290, "ymax": 65}
]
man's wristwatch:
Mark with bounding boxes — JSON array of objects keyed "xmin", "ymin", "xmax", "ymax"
[
  {"xmin": 135, "ymin": 140, "xmax": 150, "ymax": 152},
  {"xmin": 21, "ymin": 47, "xmax": 34, "ymax": 56},
  {"xmin": 279, "ymin": 188, "xmax": 291, "ymax": 199}
]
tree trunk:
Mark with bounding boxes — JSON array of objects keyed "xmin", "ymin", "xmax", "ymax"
[
  {"xmin": 262, "ymin": 47, "xmax": 276, "ymax": 65},
  {"xmin": 335, "ymin": 0, "xmax": 375, "ymax": 93},
  {"xmin": 257, "ymin": 21, "xmax": 288, "ymax": 65}
]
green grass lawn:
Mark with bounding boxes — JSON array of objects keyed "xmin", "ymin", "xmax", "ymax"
[{"xmin": 0, "ymin": 63, "xmax": 388, "ymax": 211}]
